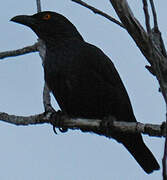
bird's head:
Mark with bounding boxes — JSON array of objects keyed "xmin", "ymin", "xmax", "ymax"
[{"xmin": 11, "ymin": 11, "xmax": 83, "ymax": 42}]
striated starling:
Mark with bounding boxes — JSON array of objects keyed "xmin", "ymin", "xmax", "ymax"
[{"xmin": 11, "ymin": 11, "xmax": 160, "ymax": 173}]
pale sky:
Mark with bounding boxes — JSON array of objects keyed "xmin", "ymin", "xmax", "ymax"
[{"xmin": 0, "ymin": 0, "xmax": 166, "ymax": 180}]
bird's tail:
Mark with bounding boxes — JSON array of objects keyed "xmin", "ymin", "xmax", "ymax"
[
  {"xmin": 87, "ymin": 126, "xmax": 160, "ymax": 173},
  {"xmin": 120, "ymin": 134, "xmax": 160, "ymax": 174}
]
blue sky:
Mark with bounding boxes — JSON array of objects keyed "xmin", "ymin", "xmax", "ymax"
[{"xmin": 0, "ymin": 0, "xmax": 166, "ymax": 179}]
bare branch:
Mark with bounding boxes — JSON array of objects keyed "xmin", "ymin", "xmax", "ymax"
[
  {"xmin": 109, "ymin": 0, "xmax": 153, "ymax": 64},
  {"xmin": 71, "ymin": 0, "xmax": 125, "ymax": 29},
  {"xmin": 36, "ymin": 39, "xmax": 54, "ymax": 112},
  {"xmin": 109, "ymin": 0, "xmax": 167, "ymax": 91},
  {"xmin": 0, "ymin": 111, "xmax": 165, "ymax": 137},
  {"xmin": 37, "ymin": 39, "xmax": 46, "ymax": 63},
  {"xmin": 35, "ymin": 0, "xmax": 53, "ymax": 114},
  {"xmin": 143, "ymin": 0, "xmax": 167, "ymax": 105},
  {"xmin": 60, "ymin": 118, "xmax": 165, "ymax": 138},
  {"xmin": 0, "ymin": 112, "xmax": 48, "ymax": 125},
  {"xmin": 0, "ymin": 43, "xmax": 38, "ymax": 59},
  {"xmin": 0, "ymin": 0, "xmax": 42, "ymax": 61},
  {"xmin": 109, "ymin": 0, "xmax": 157, "ymax": 73},
  {"xmin": 149, "ymin": 0, "xmax": 158, "ymax": 31},
  {"xmin": 149, "ymin": 0, "xmax": 167, "ymax": 57},
  {"xmin": 142, "ymin": 0, "xmax": 151, "ymax": 34},
  {"xmin": 43, "ymin": 83, "xmax": 53, "ymax": 112},
  {"xmin": 36, "ymin": 0, "xmax": 42, "ymax": 12}
]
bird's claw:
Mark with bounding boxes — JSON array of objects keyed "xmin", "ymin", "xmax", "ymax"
[
  {"xmin": 53, "ymin": 126, "xmax": 57, "ymax": 134},
  {"xmin": 50, "ymin": 110, "xmax": 68, "ymax": 134}
]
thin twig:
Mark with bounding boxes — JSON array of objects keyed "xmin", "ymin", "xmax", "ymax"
[
  {"xmin": 36, "ymin": 39, "xmax": 54, "ymax": 113},
  {"xmin": 43, "ymin": 83, "xmax": 53, "ymax": 112},
  {"xmin": 149, "ymin": 0, "xmax": 158, "ymax": 31},
  {"xmin": 0, "ymin": 112, "xmax": 48, "ymax": 125},
  {"xmin": 142, "ymin": 0, "xmax": 151, "ymax": 34},
  {"xmin": 36, "ymin": 0, "xmax": 42, "ymax": 12},
  {"xmin": 71, "ymin": 0, "xmax": 125, "ymax": 29},
  {"xmin": 37, "ymin": 39, "xmax": 46, "ymax": 64},
  {"xmin": 35, "ymin": 0, "xmax": 53, "ymax": 114},
  {"xmin": 0, "ymin": 43, "xmax": 38, "ymax": 59},
  {"xmin": 109, "ymin": 0, "xmax": 153, "ymax": 65},
  {"xmin": 149, "ymin": 0, "xmax": 167, "ymax": 57}
]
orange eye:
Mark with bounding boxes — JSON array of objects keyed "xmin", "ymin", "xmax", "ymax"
[{"xmin": 43, "ymin": 14, "xmax": 51, "ymax": 20}]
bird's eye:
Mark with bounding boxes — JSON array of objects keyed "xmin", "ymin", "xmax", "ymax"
[{"xmin": 43, "ymin": 14, "xmax": 51, "ymax": 20}]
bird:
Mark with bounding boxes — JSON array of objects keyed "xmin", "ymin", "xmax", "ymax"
[{"xmin": 11, "ymin": 11, "xmax": 160, "ymax": 174}]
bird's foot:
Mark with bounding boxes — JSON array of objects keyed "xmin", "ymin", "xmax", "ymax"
[
  {"xmin": 49, "ymin": 110, "xmax": 68, "ymax": 134},
  {"xmin": 100, "ymin": 116, "xmax": 116, "ymax": 136}
]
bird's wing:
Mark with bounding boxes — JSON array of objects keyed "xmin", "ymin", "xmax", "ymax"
[
  {"xmin": 44, "ymin": 40, "xmax": 135, "ymax": 120},
  {"xmin": 73, "ymin": 42, "xmax": 135, "ymax": 121},
  {"xmin": 85, "ymin": 43, "xmax": 123, "ymax": 84}
]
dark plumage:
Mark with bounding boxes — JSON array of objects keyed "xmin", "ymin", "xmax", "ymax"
[{"xmin": 11, "ymin": 11, "xmax": 160, "ymax": 173}]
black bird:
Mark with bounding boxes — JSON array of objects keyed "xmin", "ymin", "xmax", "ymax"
[{"xmin": 11, "ymin": 11, "xmax": 160, "ymax": 173}]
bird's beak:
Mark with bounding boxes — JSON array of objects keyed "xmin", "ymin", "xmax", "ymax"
[{"xmin": 10, "ymin": 15, "xmax": 36, "ymax": 27}]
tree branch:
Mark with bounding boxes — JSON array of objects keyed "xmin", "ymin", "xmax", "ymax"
[
  {"xmin": 36, "ymin": 0, "xmax": 42, "ymax": 12},
  {"xmin": 0, "ymin": 112, "xmax": 48, "ymax": 125},
  {"xmin": 0, "ymin": 111, "xmax": 165, "ymax": 137},
  {"xmin": 109, "ymin": 0, "xmax": 152, "ymax": 65},
  {"xmin": 142, "ymin": 0, "xmax": 151, "ymax": 34},
  {"xmin": 71, "ymin": 0, "xmax": 125, "ymax": 29},
  {"xmin": 0, "ymin": 43, "xmax": 38, "ymax": 59},
  {"xmin": 149, "ymin": 0, "xmax": 158, "ymax": 31},
  {"xmin": 43, "ymin": 83, "xmax": 53, "ymax": 112},
  {"xmin": 108, "ymin": 0, "xmax": 167, "ymax": 99},
  {"xmin": 149, "ymin": 0, "xmax": 167, "ymax": 58}
]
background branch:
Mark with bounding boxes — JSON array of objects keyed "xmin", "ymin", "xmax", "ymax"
[
  {"xmin": 43, "ymin": 83, "xmax": 53, "ymax": 112},
  {"xmin": 36, "ymin": 0, "xmax": 42, "ymax": 12},
  {"xmin": 150, "ymin": 0, "xmax": 158, "ymax": 30},
  {"xmin": 0, "ymin": 43, "xmax": 38, "ymax": 59},
  {"xmin": 142, "ymin": 0, "xmax": 151, "ymax": 34},
  {"xmin": 71, "ymin": 0, "xmax": 125, "ymax": 29}
]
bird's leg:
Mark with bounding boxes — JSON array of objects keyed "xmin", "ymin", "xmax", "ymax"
[{"xmin": 43, "ymin": 107, "xmax": 57, "ymax": 134}]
